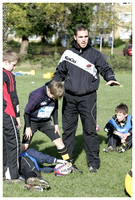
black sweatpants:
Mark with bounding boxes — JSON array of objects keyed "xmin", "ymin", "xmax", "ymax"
[
  {"xmin": 3, "ymin": 112, "xmax": 20, "ymax": 179},
  {"xmin": 62, "ymin": 91, "xmax": 100, "ymax": 168},
  {"xmin": 22, "ymin": 120, "xmax": 60, "ymax": 144}
]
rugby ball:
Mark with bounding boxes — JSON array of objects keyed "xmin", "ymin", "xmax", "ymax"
[
  {"xmin": 54, "ymin": 163, "xmax": 72, "ymax": 176},
  {"xmin": 125, "ymin": 169, "xmax": 132, "ymax": 197}
]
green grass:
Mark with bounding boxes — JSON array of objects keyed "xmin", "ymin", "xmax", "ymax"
[{"xmin": 3, "ymin": 67, "xmax": 132, "ymax": 197}]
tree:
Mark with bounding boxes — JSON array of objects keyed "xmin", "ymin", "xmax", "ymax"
[
  {"xmin": 64, "ymin": 3, "xmax": 94, "ymax": 41},
  {"xmin": 91, "ymin": 3, "xmax": 117, "ymax": 34},
  {"xmin": 30, "ymin": 3, "xmax": 66, "ymax": 54},
  {"xmin": 91, "ymin": 3, "xmax": 120, "ymax": 52},
  {"xmin": 4, "ymin": 3, "xmax": 66, "ymax": 55},
  {"xmin": 4, "ymin": 3, "xmax": 36, "ymax": 55}
]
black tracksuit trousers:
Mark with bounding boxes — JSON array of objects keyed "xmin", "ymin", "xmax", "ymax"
[
  {"xmin": 3, "ymin": 113, "xmax": 20, "ymax": 179},
  {"xmin": 62, "ymin": 91, "xmax": 100, "ymax": 168}
]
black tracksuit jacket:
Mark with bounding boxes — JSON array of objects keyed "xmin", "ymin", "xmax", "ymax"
[{"xmin": 53, "ymin": 38, "xmax": 116, "ymax": 95}]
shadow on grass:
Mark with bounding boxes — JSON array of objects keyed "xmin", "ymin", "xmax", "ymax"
[
  {"xmin": 30, "ymin": 140, "xmax": 47, "ymax": 150},
  {"xmin": 30, "ymin": 139, "xmax": 59, "ymax": 158},
  {"xmin": 30, "ymin": 133, "xmax": 107, "ymax": 162},
  {"xmin": 98, "ymin": 133, "xmax": 108, "ymax": 144},
  {"xmin": 72, "ymin": 133, "xmax": 107, "ymax": 162}
]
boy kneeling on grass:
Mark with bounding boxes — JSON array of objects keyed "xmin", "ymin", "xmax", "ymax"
[{"xmin": 103, "ymin": 103, "xmax": 132, "ymax": 153}]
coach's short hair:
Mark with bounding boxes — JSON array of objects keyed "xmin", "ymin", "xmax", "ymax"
[{"xmin": 74, "ymin": 24, "xmax": 88, "ymax": 36}]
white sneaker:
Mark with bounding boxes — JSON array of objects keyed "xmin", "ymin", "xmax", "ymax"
[
  {"xmin": 24, "ymin": 184, "xmax": 43, "ymax": 192},
  {"xmin": 27, "ymin": 177, "xmax": 50, "ymax": 189},
  {"xmin": 89, "ymin": 166, "xmax": 98, "ymax": 173},
  {"xmin": 103, "ymin": 146, "xmax": 116, "ymax": 153},
  {"xmin": 118, "ymin": 146, "xmax": 125, "ymax": 153}
]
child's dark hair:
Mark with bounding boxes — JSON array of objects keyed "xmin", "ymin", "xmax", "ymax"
[{"xmin": 115, "ymin": 103, "xmax": 128, "ymax": 115}]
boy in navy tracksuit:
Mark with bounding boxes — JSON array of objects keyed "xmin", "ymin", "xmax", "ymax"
[
  {"xmin": 103, "ymin": 103, "xmax": 132, "ymax": 153},
  {"xmin": 19, "ymin": 147, "xmax": 69, "ymax": 191},
  {"xmin": 19, "ymin": 147, "xmax": 68, "ymax": 174},
  {"xmin": 21, "ymin": 80, "xmax": 71, "ymax": 163},
  {"xmin": 3, "ymin": 50, "xmax": 21, "ymax": 181}
]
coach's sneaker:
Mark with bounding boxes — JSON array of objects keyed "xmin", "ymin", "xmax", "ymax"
[
  {"xmin": 27, "ymin": 177, "xmax": 50, "ymax": 189},
  {"xmin": 19, "ymin": 176, "xmax": 25, "ymax": 182},
  {"xmin": 24, "ymin": 184, "xmax": 43, "ymax": 192},
  {"xmin": 71, "ymin": 164, "xmax": 83, "ymax": 173},
  {"xmin": 103, "ymin": 146, "xmax": 116, "ymax": 153},
  {"xmin": 89, "ymin": 166, "xmax": 98, "ymax": 173}
]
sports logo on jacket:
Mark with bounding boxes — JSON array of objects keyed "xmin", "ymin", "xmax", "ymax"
[
  {"xmin": 65, "ymin": 56, "xmax": 76, "ymax": 64},
  {"xmin": 86, "ymin": 64, "xmax": 92, "ymax": 68},
  {"xmin": 59, "ymin": 50, "xmax": 97, "ymax": 79}
]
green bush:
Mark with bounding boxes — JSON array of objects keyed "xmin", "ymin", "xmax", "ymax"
[
  {"xmin": 40, "ymin": 49, "xmax": 61, "ymax": 68},
  {"xmin": 113, "ymin": 38, "xmax": 125, "ymax": 47},
  {"xmin": 18, "ymin": 48, "xmax": 61, "ymax": 69},
  {"xmin": 28, "ymin": 44, "xmax": 41, "ymax": 56},
  {"xmin": 107, "ymin": 54, "xmax": 132, "ymax": 71},
  {"xmin": 4, "ymin": 40, "xmax": 21, "ymax": 52}
]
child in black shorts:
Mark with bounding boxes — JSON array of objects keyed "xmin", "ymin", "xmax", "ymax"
[{"xmin": 21, "ymin": 80, "xmax": 70, "ymax": 162}]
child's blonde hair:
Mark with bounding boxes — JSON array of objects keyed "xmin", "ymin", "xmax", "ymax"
[
  {"xmin": 3, "ymin": 50, "xmax": 20, "ymax": 63},
  {"xmin": 115, "ymin": 103, "xmax": 128, "ymax": 115},
  {"xmin": 48, "ymin": 80, "xmax": 64, "ymax": 99}
]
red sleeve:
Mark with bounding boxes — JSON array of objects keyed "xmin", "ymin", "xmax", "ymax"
[{"xmin": 3, "ymin": 69, "xmax": 20, "ymax": 117}]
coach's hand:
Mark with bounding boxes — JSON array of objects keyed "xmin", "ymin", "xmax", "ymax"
[{"xmin": 106, "ymin": 80, "xmax": 121, "ymax": 86}]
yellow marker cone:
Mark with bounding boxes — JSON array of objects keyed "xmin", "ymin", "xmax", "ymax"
[
  {"xmin": 43, "ymin": 72, "xmax": 54, "ymax": 79},
  {"xmin": 31, "ymin": 70, "xmax": 35, "ymax": 76}
]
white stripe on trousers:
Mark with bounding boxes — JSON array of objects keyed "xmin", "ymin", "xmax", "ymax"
[
  {"xmin": 5, "ymin": 116, "xmax": 19, "ymax": 179},
  {"xmin": 10, "ymin": 116, "xmax": 19, "ymax": 168}
]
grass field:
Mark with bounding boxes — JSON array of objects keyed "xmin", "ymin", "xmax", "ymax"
[{"xmin": 3, "ymin": 67, "xmax": 132, "ymax": 198}]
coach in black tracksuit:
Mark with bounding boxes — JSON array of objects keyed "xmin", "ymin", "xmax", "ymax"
[{"xmin": 52, "ymin": 24, "xmax": 120, "ymax": 173}]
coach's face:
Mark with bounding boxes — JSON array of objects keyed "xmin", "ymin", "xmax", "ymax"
[{"xmin": 74, "ymin": 30, "xmax": 89, "ymax": 48}]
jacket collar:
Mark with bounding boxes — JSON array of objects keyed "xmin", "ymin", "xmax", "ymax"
[{"xmin": 70, "ymin": 38, "xmax": 92, "ymax": 53}]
